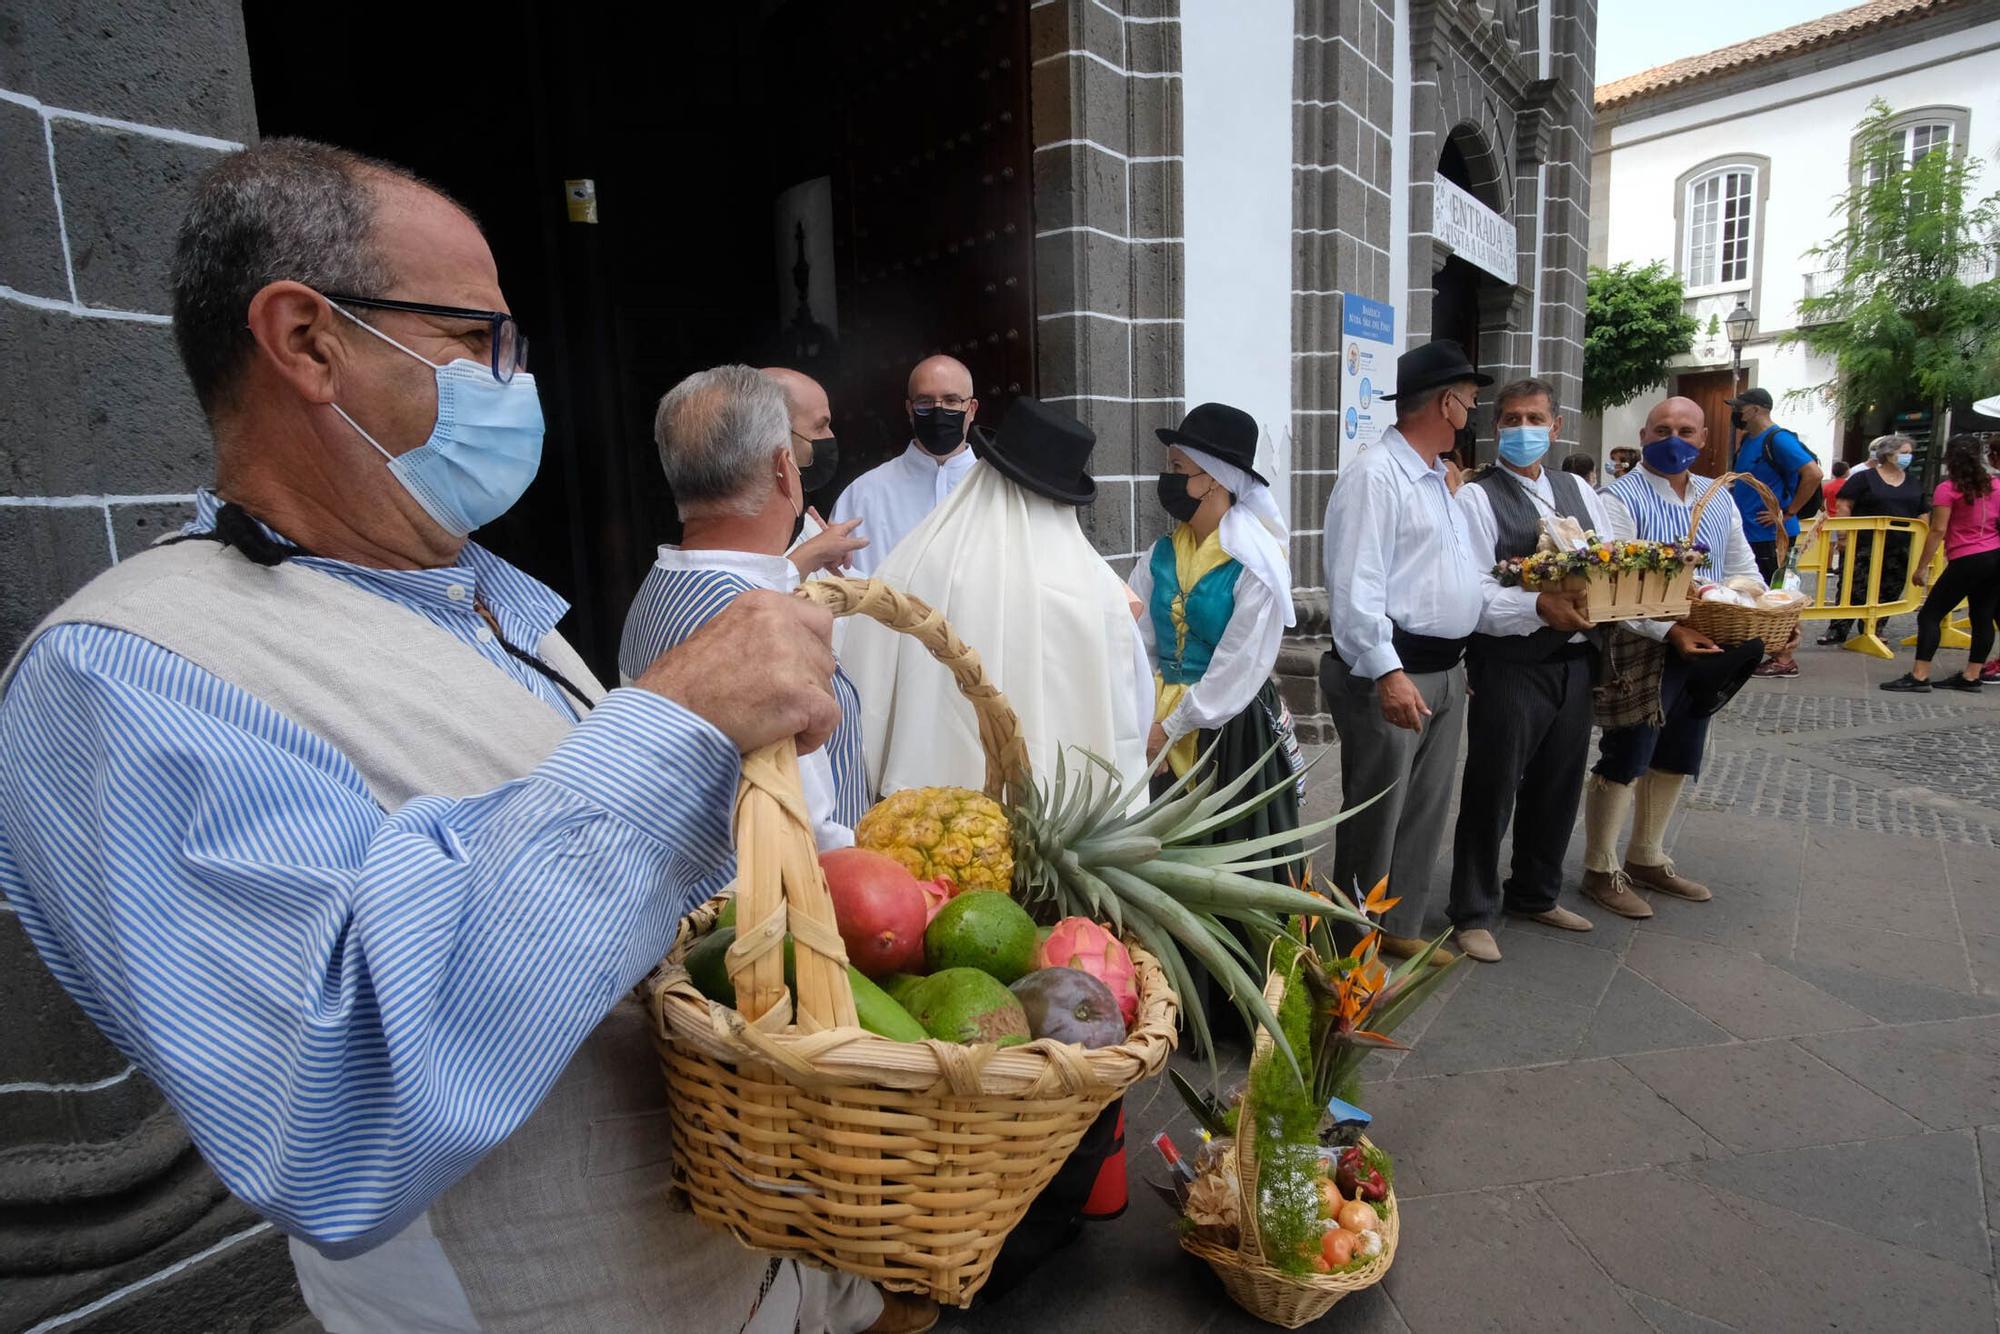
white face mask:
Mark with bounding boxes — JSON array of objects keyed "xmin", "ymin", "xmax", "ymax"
[{"xmin": 329, "ymin": 305, "xmax": 545, "ymax": 537}]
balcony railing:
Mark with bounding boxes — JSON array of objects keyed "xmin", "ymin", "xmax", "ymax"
[{"xmin": 1801, "ymin": 248, "xmax": 2000, "ymax": 308}]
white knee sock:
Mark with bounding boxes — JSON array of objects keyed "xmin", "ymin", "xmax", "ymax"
[
  {"xmin": 1583, "ymin": 774, "xmax": 1634, "ymax": 873},
  {"xmin": 1627, "ymin": 769, "xmax": 1687, "ymax": 867}
]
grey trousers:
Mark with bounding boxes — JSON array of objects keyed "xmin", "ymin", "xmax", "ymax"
[
  {"xmin": 1320, "ymin": 653, "xmax": 1467, "ymax": 939},
  {"xmin": 1447, "ymin": 651, "xmax": 1594, "ymax": 929}
]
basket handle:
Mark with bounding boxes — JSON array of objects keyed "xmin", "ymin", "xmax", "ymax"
[
  {"xmin": 1685, "ymin": 470, "xmax": 1787, "ymax": 569},
  {"xmin": 1232, "ymin": 971, "xmax": 1289, "ymax": 1264},
  {"xmin": 727, "ymin": 577, "xmax": 1031, "ymax": 1031}
]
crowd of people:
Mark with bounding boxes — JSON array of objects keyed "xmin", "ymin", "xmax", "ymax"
[{"xmin": 3, "ymin": 135, "xmax": 1999, "ymax": 1333}]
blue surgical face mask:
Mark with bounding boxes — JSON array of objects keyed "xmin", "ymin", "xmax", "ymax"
[
  {"xmin": 330, "ymin": 305, "xmax": 545, "ymax": 537},
  {"xmin": 1641, "ymin": 436, "xmax": 1703, "ymax": 476},
  {"xmin": 1894, "ymin": 452, "xmax": 1913, "ymax": 469},
  {"xmin": 1497, "ymin": 425, "xmax": 1552, "ymax": 468}
]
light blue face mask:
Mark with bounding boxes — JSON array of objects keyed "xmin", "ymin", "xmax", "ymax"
[
  {"xmin": 1895, "ymin": 452, "xmax": 1913, "ymax": 469},
  {"xmin": 1497, "ymin": 424, "xmax": 1552, "ymax": 468},
  {"xmin": 330, "ymin": 305, "xmax": 544, "ymax": 537}
]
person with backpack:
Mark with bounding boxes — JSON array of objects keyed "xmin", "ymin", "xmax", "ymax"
[{"xmin": 1728, "ymin": 388, "xmax": 1824, "ymax": 678}]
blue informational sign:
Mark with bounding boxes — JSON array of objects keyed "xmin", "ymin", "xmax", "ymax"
[
  {"xmin": 1338, "ymin": 294, "xmax": 1398, "ymax": 470},
  {"xmin": 1342, "ymin": 295, "xmax": 1395, "ymax": 344}
]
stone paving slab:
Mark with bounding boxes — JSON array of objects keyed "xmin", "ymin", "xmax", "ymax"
[
  {"xmin": 1575, "ymin": 967, "xmax": 1734, "ymax": 1060},
  {"xmin": 1618, "ymin": 1038, "xmax": 1922, "ymax": 1153},
  {"xmin": 1798, "ymin": 1015, "xmax": 2000, "ymax": 1131},
  {"xmin": 1677, "ymin": 1131, "xmax": 1993, "ymax": 1274},
  {"xmin": 1381, "ymin": 1188, "xmax": 1653, "ymax": 1333},
  {"xmin": 1792, "ymin": 917, "xmax": 1977, "ymax": 992},
  {"xmin": 1622, "ymin": 932, "xmax": 1873, "ymax": 1039},
  {"xmin": 1359, "ymin": 1061, "xmax": 1718, "ymax": 1196},
  {"xmin": 1540, "ymin": 1168, "xmax": 1995, "ymax": 1333},
  {"xmin": 1765, "ymin": 953, "xmax": 2000, "ymax": 1024}
]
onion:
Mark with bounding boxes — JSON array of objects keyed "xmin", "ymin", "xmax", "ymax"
[{"xmin": 1336, "ymin": 1199, "xmax": 1380, "ymax": 1234}]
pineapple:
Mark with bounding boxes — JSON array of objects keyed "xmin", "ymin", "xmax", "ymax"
[
  {"xmin": 855, "ymin": 786, "xmax": 1014, "ymax": 894},
  {"xmin": 858, "ymin": 748, "xmax": 1376, "ymax": 1067}
]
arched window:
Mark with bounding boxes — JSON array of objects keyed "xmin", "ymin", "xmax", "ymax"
[
  {"xmin": 1857, "ymin": 105, "xmax": 1970, "ymax": 186},
  {"xmin": 1673, "ymin": 155, "xmax": 1771, "ymax": 296},
  {"xmin": 1682, "ymin": 163, "xmax": 1758, "ymax": 291}
]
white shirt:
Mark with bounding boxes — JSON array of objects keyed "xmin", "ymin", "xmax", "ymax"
[
  {"xmin": 1599, "ymin": 467, "xmax": 1765, "ymax": 642},
  {"xmin": 830, "ymin": 442, "xmax": 978, "ymax": 576},
  {"xmin": 1323, "ymin": 426, "xmax": 1485, "ymax": 679},
  {"xmin": 619, "ymin": 546, "xmax": 856, "ymax": 851},
  {"xmin": 1128, "ymin": 546, "xmax": 1285, "ymax": 743},
  {"xmin": 1457, "ymin": 465, "xmax": 1611, "ymax": 642}
]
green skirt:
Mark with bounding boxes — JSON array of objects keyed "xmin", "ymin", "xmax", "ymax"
[{"xmin": 1158, "ymin": 679, "xmax": 1305, "ymax": 884}]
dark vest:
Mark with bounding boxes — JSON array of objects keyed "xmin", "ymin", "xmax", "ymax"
[{"xmin": 1471, "ymin": 466, "xmax": 1600, "ymax": 665}]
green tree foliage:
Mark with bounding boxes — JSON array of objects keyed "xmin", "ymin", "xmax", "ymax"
[
  {"xmin": 1784, "ymin": 99, "xmax": 2000, "ymax": 425},
  {"xmin": 1583, "ymin": 261, "xmax": 1699, "ymax": 416}
]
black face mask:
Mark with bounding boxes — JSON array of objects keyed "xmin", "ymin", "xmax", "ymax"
[
  {"xmin": 1730, "ymin": 411, "xmax": 1748, "ymax": 432},
  {"xmin": 912, "ymin": 406, "xmax": 967, "ymax": 456},
  {"xmin": 796, "ymin": 434, "xmax": 838, "ymax": 492},
  {"xmin": 1156, "ymin": 472, "xmax": 1202, "ymax": 523}
]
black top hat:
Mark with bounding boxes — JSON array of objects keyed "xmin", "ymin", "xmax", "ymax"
[
  {"xmin": 974, "ymin": 397, "xmax": 1098, "ymax": 506},
  {"xmin": 1378, "ymin": 339, "xmax": 1494, "ymax": 402},
  {"xmin": 1155, "ymin": 402, "xmax": 1268, "ymax": 485},
  {"xmin": 1724, "ymin": 387, "xmax": 1773, "ymax": 410}
]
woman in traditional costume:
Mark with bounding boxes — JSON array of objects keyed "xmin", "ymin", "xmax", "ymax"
[{"xmin": 1130, "ymin": 403, "xmax": 1304, "ymax": 882}]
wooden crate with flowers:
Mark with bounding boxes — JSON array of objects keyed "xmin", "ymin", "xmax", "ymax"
[
  {"xmin": 648, "ymin": 578, "xmax": 1380, "ymax": 1306},
  {"xmin": 1493, "ymin": 514, "xmax": 1705, "ymax": 623},
  {"xmin": 1162, "ymin": 881, "xmax": 1461, "ymax": 1328}
]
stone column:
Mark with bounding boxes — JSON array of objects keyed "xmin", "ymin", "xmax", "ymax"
[
  {"xmin": 1028, "ymin": 0, "xmax": 1185, "ymax": 566},
  {"xmin": 0, "ymin": 4, "xmax": 305, "ymax": 1329}
]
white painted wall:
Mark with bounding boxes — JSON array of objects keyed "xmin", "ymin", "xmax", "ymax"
[
  {"xmin": 1181, "ymin": 0, "xmax": 1296, "ymax": 514},
  {"xmin": 1595, "ymin": 20, "xmax": 2000, "ymax": 464}
]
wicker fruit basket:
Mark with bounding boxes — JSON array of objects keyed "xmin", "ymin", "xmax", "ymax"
[
  {"xmin": 648, "ymin": 577, "xmax": 1180, "ymax": 1307},
  {"xmin": 1178, "ymin": 975, "xmax": 1398, "ymax": 1328},
  {"xmin": 1683, "ymin": 471, "xmax": 1805, "ymax": 649}
]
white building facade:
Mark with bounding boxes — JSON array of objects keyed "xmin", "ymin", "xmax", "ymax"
[{"xmin": 1587, "ymin": 0, "xmax": 2000, "ymax": 471}]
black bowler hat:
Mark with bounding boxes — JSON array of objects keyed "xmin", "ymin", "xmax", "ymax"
[
  {"xmin": 1724, "ymin": 387, "xmax": 1773, "ymax": 410},
  {"xmin": 1378, "ymin": 338, "xmax": 1494, "ymax": 402},
  {"xmin": 1155, "ymin": 402, "xmax": 1268, "ymax": 485},
  {"xmin": 974, "ymin": 397, "xmax": 1098, "ymax": 506}
]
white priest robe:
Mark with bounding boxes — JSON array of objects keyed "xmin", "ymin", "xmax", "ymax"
[
  {"xmin": 844, "ymin": 459, "xmax": 1152, "ymax": 799},
  {"xmin": 829, "ymin": 442, "xmax": 977, "ymax": 576}
]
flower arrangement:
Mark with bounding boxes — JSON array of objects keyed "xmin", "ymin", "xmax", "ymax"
[{"xmin": 1493, "ymin": 536, "xmax": 1708, "ymax": 589}]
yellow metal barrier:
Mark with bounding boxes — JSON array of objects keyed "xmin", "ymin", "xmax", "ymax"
[{"xmin": 1789, "ymin": 516, "xmax": 1934, "ymax": 659}]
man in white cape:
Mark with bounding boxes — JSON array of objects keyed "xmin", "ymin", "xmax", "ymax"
[{"xmin": 844, "ymin": 397, "xmax": 1153, "ymax": 798}]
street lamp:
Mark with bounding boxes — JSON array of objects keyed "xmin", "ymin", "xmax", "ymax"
[{"xmin": 1726, "ymin": 299, "xmax": 1756, "ymax": 455}]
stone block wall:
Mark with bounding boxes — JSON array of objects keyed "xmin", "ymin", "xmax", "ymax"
[
  {"xmin": 0, "ymin": 5, "xmax": 305, "ymax": 1329},
  {"xmin": 1291, "ymin": 0, "xmax": 1399, "ymax": 598},
  {"xmin": 1028, "ymin": 0, "xmax": 1184, "ymax": 567}
]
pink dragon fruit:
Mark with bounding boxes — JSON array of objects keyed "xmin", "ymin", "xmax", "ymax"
[
  {"xmin": 1039, "ymin": 916, "xmax": 1138, "ymax": 1027},
  {"xmin": 918, "ymin": 875, "xmax": 956, "ymax": 925}
]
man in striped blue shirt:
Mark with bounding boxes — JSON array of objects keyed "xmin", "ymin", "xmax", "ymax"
[
  {"xmin": 0, "ymin": 140, "xmax": 913, "ymax": 1333},
  {"xmin": 619, "ymin": 365, "xmax": 870, "ymax": 849}
]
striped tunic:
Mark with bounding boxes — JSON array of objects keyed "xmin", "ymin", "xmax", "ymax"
[
  {"xmin": 0, "ymin": 493, "xmax": 739, "ymax": 1253},
  {"xmin": 1603, "ymin": 466, "xmax": 1748, "ymax": 577},
  {"xmin": 619, "ymin": 549, "xmax": 868, "ymax": 832}
]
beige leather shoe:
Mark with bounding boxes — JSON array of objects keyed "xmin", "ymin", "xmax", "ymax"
[
  {"xmin": 1518, "ymin": 905, "xmax": 1594, "ymax": 932},
  {"xmin": 1581, "ymin": 868, "xmax": 1654, "ymax": 919},
  {"xmin": 1379, "ymin": 933, "xmax": 1458, "ymax": 966},
  {"xmin": 865, "ymin": 1288, "xmax": 941, "ymax": 1334},
  {"xmin": 1452, "ymin": 928, "xmax": 1502, "ymax": 962},
  {"xmin": 1625, "ymin": 858, "xmax": 1712, "ymax": 902}
]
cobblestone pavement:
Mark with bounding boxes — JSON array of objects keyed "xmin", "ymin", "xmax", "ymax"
[{"xmin": 954, "ymin": 639, "xmax": 2000, "ymax": 1334}]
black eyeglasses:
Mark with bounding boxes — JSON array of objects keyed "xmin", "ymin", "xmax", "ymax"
[{"xmin": 325, "ymin": 293, "xmax": 529, "ymax": 384}]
